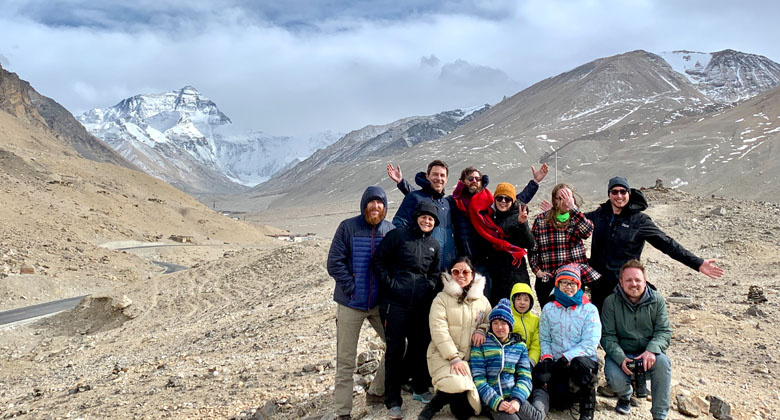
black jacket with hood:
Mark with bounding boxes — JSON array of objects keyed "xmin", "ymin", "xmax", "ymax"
[
  {"xmin": 374, "ymin": 201, "xmax": 442, "ymax": 307},
  {"xmin": 584, "ymin": 188, "xmax": 703, "ymax": 284}
]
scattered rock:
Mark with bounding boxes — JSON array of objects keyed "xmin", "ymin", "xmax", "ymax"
[
  {"xmin": 677, "ymin": 393, "xmax": 700, "ymax": 417},
  {"xmin": 68, "ymin": 383, "xmax": 92, "ymax": 395},
  {"xmin": 668, "ymin": 296, "xmax": 693, "ymax": 305},
  {"xmin": 710, "ymin": 207, "xmax": 727, "ymax": 216},
  {"xmin": 679, "ymin": 313, "xmax": 697, "ymax": 324},
  {"xmin": 19, "ymin": 265, "xmax": 35, "ymax": 274},
  {"xmin": 745, "ymin": 306, "xmax": 766, "ymax": 317},
  {"xmin": 708, "ymin": 395, "xmax": 732, "ymax": 420},
  {"xmin": 115, "ymin": 295, "xmax": 133, "ymax": 310},
  {"xmin": 747, "ymin": 286, "xmax": 768, "ymax": 303}
]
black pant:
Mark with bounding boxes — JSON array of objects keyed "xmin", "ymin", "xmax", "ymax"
[
  {"xmin": 534, "ymin": 277, "xmax": 555, "ymax": 309},
  {"xmin": 534, "ymin": 356, "xmax": 598, "ymax": 410},
  {"xmin": 427, "ymin": 391, "xmax": 474, "ymax": 420},
  {"xmin": 380, "ymin": 301, "xmax": 432, "ymax": 408},
  {"xmin": 589, "ymin": 271, "xmax": 618, "ymax": 313}
]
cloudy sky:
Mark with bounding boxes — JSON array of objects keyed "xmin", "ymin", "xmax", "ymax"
[{"xmin": 1, "ymin": 0, "xmax": 778, "ymax": 137}]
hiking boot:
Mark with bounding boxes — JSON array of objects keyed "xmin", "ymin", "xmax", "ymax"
[
  {"xmin": 388, "ymin": 405, "xmax": 403, "ymax": 420},
  {"xmin": 578, "ymin": 388, "xmax": 596, "ymax": 420},
  {"xmin": 615, "ymin": 398, "xmax": 631, "ymax": 415},
  {"xmin": 417, "ymin": 393, "xmax": 446, "ymax": 420},
  {"xmin": 412, "ymin": 391, "xmax": 434, "ymax": 404},
  {"xmin": 366, "ymin": 393, "xmax": 384, "ymax": 405},
  {"xmin": 597, "ymin": 384, "xmax": 617, "ymax": 397}
]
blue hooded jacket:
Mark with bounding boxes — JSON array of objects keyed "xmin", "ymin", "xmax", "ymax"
[{"xmin": 327, "ymin": 186, "xmax": 395, "ymax": 310}]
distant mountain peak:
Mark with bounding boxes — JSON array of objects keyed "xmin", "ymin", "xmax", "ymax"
[{"xmin": 659, "ymin": 49, "xmax": 780, "ymax": 103}]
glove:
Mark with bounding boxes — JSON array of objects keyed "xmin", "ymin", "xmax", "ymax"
[{"xmin": 534, "ymin": 358, "xmax": 554, "ymax": 386}]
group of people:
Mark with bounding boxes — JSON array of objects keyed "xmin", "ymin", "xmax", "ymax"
[{"xmin": 327, "ymin": 160, "xmax": 724, "ymax": 420}]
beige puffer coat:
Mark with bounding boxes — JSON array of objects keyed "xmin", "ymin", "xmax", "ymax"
[{"xmin": 426, "ymin": 272, "xmax": 491, "ymax": 413}]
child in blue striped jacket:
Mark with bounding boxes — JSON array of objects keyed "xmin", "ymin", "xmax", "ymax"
[{"xmin": 470, "ymin": 298, "xmax": 549, "ymax": 420}]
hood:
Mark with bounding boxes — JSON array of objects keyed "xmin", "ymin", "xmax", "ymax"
[
  {"xmin": 614, "ymin": 282, "xmax": 654, "ymax": 308},
  {"xmin": 360, "ymin": 186, "xmax": 388, "ymax": 214},
  {"xmin": 599, "ymin": 187, "xmax": 648, "ymax": 214},
  {"xmin": 441, "ymin": 271, "xmax": 486, "ymax": 301},
  {"xmin": 414, "ymin": 171, "xmax": 446, "ymax": 198},
  {"xmin": 510, "ymin": 282, "xmax": 535, "ymax": 317},
  {"xmin": 412, "ymin": 201, "xmax": 440, "ymax": 226}
]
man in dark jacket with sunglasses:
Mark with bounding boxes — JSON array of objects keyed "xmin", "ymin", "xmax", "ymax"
[{"xmin": 584, "ymin": 176, "xmax": 724, "ymax": 311}]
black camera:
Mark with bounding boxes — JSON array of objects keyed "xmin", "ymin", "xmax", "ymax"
[{"xmin": 626, "ymin": 359, "xmax": 647, "ymax": 398}]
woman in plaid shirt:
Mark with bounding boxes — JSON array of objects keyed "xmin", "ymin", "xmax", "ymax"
[{"xmin": 529, "ymin": 183, "xmax": 601, "ymax": 308}]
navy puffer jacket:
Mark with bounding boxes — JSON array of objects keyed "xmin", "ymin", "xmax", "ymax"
[{"xmin": 328, "ymin": 186, "xmax": 395, "ymax": 310}]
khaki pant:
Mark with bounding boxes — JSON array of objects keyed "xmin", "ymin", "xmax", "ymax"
[{"xmin": 335, "ymin": 304, "xmax": 386, "ymax": 416}]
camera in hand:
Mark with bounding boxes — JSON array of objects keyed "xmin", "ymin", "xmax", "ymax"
[{"xmin": 625, "ymin": 359, "xmax": 647, "ymax": 398}]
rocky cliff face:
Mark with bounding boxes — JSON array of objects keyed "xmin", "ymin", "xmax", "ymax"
[
  {"xmin": 660, "ymin": 49, "xmax": 780, "ymax": 103},
  {"xmin": 0, "ymin": 64, "xmax": 133, "ymax": 169}
]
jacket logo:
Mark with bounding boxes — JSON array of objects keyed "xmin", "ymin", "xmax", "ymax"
[
  {"xmin": 621, "ymin": 223, "xmax": 630, "ymax": 228},
  {"xmin": 429, "ymin": 247, "xmax": 435, "ymax": 252}
]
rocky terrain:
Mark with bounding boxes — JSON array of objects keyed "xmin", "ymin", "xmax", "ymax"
[{"xmin": 1, "ymin": 188, "xmax": 779, "ymax": 420}]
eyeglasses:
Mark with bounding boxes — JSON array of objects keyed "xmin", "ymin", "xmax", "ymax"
[
  {"xmin": 495, "ymin": 195, "xmax": 513, "ymax": 203},
  {"xmin": 451, "ymin": 268, "xmax": 473, "ymax": 277},
  {"xmin": 558, "ymin": 280, "xmax": 578, "ymax": 288},
  {"xmin": 466, "ymin": 175, "xmax": 481, "ymax": 182},
  {"xmin": 609, "ymin": 189, "xmax": 628, "ymax": 196}
]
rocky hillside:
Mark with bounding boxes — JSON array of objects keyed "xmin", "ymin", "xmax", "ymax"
[
  {"xmin": 0, "ymin": 64, "xmax": 132, "ymax": 169},
  {"xmin": 239, "ymin": 49, "xmax": 779, "ymax": 210},
  {"xmin": 254, "ymin": 105, "xmax": 489, "ymax": 195},
  {"xmin": 0, "ymin": 72, "xmax": 279, "ymax": 312}
]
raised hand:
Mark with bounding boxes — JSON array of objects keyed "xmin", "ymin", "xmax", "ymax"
[
  {"xmin": 517, "ymin": 204, "xmax": 529, "ymax": 224},
  {"xmin": 532, "ymin": 163, "xmax": 549, "ymax": 183},
  {"xmin": 386, "ymin": 162, "xmax": 402, "ymax": 183}
]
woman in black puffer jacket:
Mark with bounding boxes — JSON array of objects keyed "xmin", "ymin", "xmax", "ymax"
[{"xmin": 486, "ymin": 182, "xmax": 536, "ymax": 307}]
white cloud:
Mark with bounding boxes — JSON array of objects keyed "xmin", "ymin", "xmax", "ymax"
[{"xmin": 1, "ymin": 0, "xmax": 779, "ymax": 137}]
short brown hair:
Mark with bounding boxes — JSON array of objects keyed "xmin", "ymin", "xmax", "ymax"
[
  {"xmin": 427, "ymin": 160, "xmax": 449, "ymax": 175},
  {"xmin": 619, "ymin": 259, "xmax": 646, "ymax": 280},
  {"xmin": 460, "ymin": 166, "xmax": 480, "ymax": 181}
]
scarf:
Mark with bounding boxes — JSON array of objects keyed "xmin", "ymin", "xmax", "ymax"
[
  {"xmin": 466, "ymin": 188, "xmax": 527, "ymax": 267},
  {"xmin": 553, "ymin": 288, "xmax": 587, "ymax": 308},
  {"xmin": 451, "ymin": 181, "xmax": 472, "ymax": 213},
  {"xmin": 556, "ymin": 212, "xmax": 570, "ymax": 223}
]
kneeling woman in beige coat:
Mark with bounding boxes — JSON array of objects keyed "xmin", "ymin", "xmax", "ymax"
[{"xmin": 419, "ymin": 257, "xmax": 492, "ymax": 420}]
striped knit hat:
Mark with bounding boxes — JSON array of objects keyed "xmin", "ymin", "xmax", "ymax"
[
  {"xmin": 554, "ymin": 263, "xmax": 582, "ymax": 289},
  {"xmin": 489, "ymin": 298, "xmax": 514, "ymax": 330}
]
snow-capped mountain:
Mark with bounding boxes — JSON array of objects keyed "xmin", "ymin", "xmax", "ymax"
[
  {"xmin": 78, "ymin": 86, "xmax": 340, "ymax": 193},
  {"xmin": 659, "ymin": 49, "xmax": 780, "ymax": 103},
  {"xmin": 254, "ymin": 105, "xmax": 490, "ymax": 195}
]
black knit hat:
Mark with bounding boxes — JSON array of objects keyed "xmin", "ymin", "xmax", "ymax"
[{"xmin": 608, "ymin": 176, "xmax": 630, "ymax": 191}]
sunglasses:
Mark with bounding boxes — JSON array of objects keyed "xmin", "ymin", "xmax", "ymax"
[
  {"xmin": 451, "ymin": 268, "xmax": 473, "ymax": 277},
  {"xmin": 466, "ymin": 175, "xmax": 481, "ymax": 182},
  {"xmin": 610, "ymin": 189, "xmax": 628, "ymax": 196},
  {"xmin": 495, "ymin": 195, "xmax": 513, "ymax": 203}
]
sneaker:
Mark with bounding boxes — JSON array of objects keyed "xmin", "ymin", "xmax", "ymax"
[
  {"xmin": 388, "ymin": 405, "xmax": 403, "ymax": 420},
  {"xmin": 615, "ymin": 398, "xmax": 631, "ymax": 415},
  {"xmin": 366, "ymin": 393, "xmax": 384, "ymax": 405},
  {"xmin": 597, "ymin": 384, "xmax": 617, "ymax": 397},
  {"xmin": 412, "ymin": 391, "xmax": 434, "ymax": 404},
  {"xmin": 417, "ymin": 404, "xmax": 436, "ymax": 420}
]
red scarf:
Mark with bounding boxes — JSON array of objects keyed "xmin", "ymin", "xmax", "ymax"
[{"xmin": 467, "ymin": 188, "xmax": 528, "ymax": 267}]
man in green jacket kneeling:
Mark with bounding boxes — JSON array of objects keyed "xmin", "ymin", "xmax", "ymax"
[{"xmin": 600, "ymin": 259, "xmax": 672, "ymax": 420}]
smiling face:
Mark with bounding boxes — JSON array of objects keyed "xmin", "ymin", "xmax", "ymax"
[
  {"xmin": 513, "ymin": 293, "xmax": 531, "ymax": 314},
  {"xmin": 495, "ymin": 195, "xmax": 512, "ymax": 212},
  {"xmin": 363, "ymin": 199, "xmax": 385, "ymax": 225},
  {"xmin": 463, "ymin": 170, "xmax": 482, "ymax": 195},
  {"xmin": 619, "ymin": 267, "xmax": 647, "ymax": 303},
  {"xmin": 426, "ymin": 165, "xmax": 448, "ymax": 193},
  {"xmin": 416, "ymin": 214, "xmax": 435, "ymax": 233},
  {"xmin": 491, "ymin": 319, "xmax": 510, "ymax": 341},
  {"xmin": 557, "ymin": 279, "xmax": 579, "ymax": 297},
  {"xmin": 609, "ymin": 187, "xmax": 630, "ymax": 214},
  {"xmin": 450, "ymin": 261, "xmax": 473, "ymax": 289}
]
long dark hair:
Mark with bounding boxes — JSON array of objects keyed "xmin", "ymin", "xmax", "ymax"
[{"xmin": 450, "ymin": 256, "xmax": 476, "ymax": 303}]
